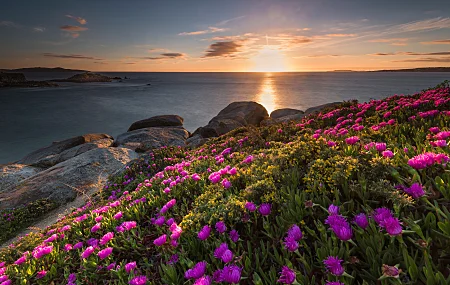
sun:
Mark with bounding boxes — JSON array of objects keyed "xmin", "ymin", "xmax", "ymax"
[{"xmin": 251, "ymin": 45, "xmax": 287, "ymax": 72}]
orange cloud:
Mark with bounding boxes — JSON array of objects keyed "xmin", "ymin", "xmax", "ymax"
[
  {"xmin": 66, "ymin": 15, "xmax": 87, "ymax": 25},
  {"xmin": 326, "ymin": 33, "xmax": 357, "ymax": 37},
  {"xmin": 421, "ymin": 39, "xmax": 450, "ymax": 45},
  {"xmin": 60, "ymin": 25, "xmax": 88, "ymax": 32}
]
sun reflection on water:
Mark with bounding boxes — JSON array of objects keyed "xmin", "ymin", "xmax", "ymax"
[{"xmin": 257, "ymin": 73, "xmax": 277, "ymax": 114}]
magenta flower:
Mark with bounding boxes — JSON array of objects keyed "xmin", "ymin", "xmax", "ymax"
[
  {"xmin": 404, "ymin": 183, "xmax": 425, "ymax": 199},
  {"xmin": 242, "ymin": 155, "xmax": 254, "ymax": 164},
  {"xmin": 429, "ymin": 127, "xmax": 440, "ymax": 134},
  {"xmin": 245, "ymin": 202, "xmax": 256, "ymax": 212},
  {"xmin": 95, "ymin": 215, "xmax": 103, "ymax": 222},
  {"xmin": 228, "ymin": 167, "xmax": 237, "ymax": 175},
  {"xmin": 153, "ymin": 234, "xmax": 167, "ymax": 246},
  {"xmin": 0, "ymin": 280, "xmax": 11, "ymax": 285},
  {"xmin": 113, "ymin": 211, "xmax": 123, "ymax": 220},
  {"xmin": 327, "ymin": 141, "xmax": 336, "ymax": 147},
  {"xmin": 214, "ymin": 243, "xmax": 229, "ymax": 259},
  {"xmin": 328, "ymin": 204, "xmax": 339, "ymax": 215},
  {"xmin": 154, "ymin": 216, "xmax": 165, "ymax": 226},
  {"xmin": 345, "ymin": 136, "xmax": 359, "ymax": 145},
  {"xmin": 32, "ymin": 245, "xmax": 53, "ymax": 259},
  {"xmin": 372, "ymin": 207, "xmax": 392, "ymax": 225},
  {"xmin": 283, "ymin": 236, "xmax": 299, "ymax": 252},
  {"xmin": 86, "ymin": 238, "xmax": 99, "ymax": 247},
  {"xmin": 193, "ymin": 275, "xmax": 212, "ymax": 285},
  {"xmin": 198, "ymin": 225, "xmax": 212, "ymax": 240},
  {"xmin": 209, "ymin": 173, "xmax": 221, "ymax": 184},
  {"xmin": 382, "ymin": 150, "xmax": 394, "ymax": 158},
  {"xmin": 216, "ymin": 221, "xmax": 227, "ymax": 233},
  {"xmin": 73, "ymin": 241, "xmax": 83, "ymax": 250},
  {"xmin": 125, "ymin": 261, "xmax": 137, "ymax": 273},
  {"xmin": 287, "ymin": 224, "xmax": 303, "ymax": 241},
  {"xmin": 44, "ymin": 234, "xmax": 58, "ymax": 243},
  {"xmin": 221, "ymin": 249, "xmax": 234, "ymax": 263},
  {"xmin": 14, "ymin": 255, "xmax": 27, "ymax": 265},
  {"xmin": 229, "ymin": 229, "xmax": 239, "ymax": 242},
  {"xmin": 184, "ymin": 261, "xmax": 207, "ymax": 279},
  {"xmin": 323, "ymin": 256, "xmax": 344, "ymax": 276},
  {"xmin": 380, "ymin": 217, "xmax": 403, "ymax": 236},
  {"xmin": 259, "ymin": 203, "xmax": 271, "ymax": 216},
  {"xmin": 68, "ymin": 273, "xmax": 76, "ymax": 284},
  {"xmin": 375, "ymin": 142, "xmax": 386, "ymax": 152},
  {"xmin": 81, "ymin": 246, "xmax": 95, "ymax": 259},
  {"xmin": 91, "ymin": 223, "xmax": 101, "ymax": 233},
  {"xmin": 129, "ymin": 275, "xmax": 147, "ymax": 285},
  {"xmin": 325, "ymin": 214, "xmax": 353, "ymax": 241},
  {"xmin": 98, "ymin": 247, "xmax": 113, "ymax": 260},
  {"xmin": 382, "ymin": 264, "xmax": 400, "ymax": 277},
  {"xmin": 277, "ymin": 266, "xmax": 296, "ymax": 284},
  {"xmin": 106, "ymin": 263, "xmax": 116, "ymax": 271},
  {"xmin": 354, "ymin": 213, "xmax": 369, "ymax": 229},
  {"xmin": 221, "ymin": 179, "xmax": 232, "ymax": 189},
  {"xmin": 100, "ymin": 232, "xmax": 114, "ymax": 246},
  {"xmin": 121, "ymin": 221, "xmax": 137, "ymax": 231},
  {"xmin": 0, "ymin": 276, "xmax": 9, "ymax": 283},
  {"xmin": 192, "ymin": 173, "xmax": 201, "ymax": 181},
  {"xmin": 36, "ymin": 270, "xmax": 47, "ymax": 279},
  {"xmin": 221, "ymin": 265, "xmax": 242, "ymax": 284}
]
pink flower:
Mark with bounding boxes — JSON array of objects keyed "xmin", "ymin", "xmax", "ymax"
[
  {"xmin": 100, "ymin": 232, "xmax": 114, "ymax": 245},
  {"xmin": 404, "ymin": 183, "xmax": 425, "ymax": 199},
  {"xmin": 429, "ymin": 127, "xmax": 440, "ymax": 134},
  {"xmin": 198, "ymin": 225, "xmax": 212, "ymax": 240},
  {"xmin": 125, "ymin": 261, "xmax": 137, "ymax": 273},
  {"xmin": 354, "ymin": 213, "xmax": 369, "ymax": 229},
  {"xmin": 382, "ymin": 150, "xmax": 394, "ymax": 158},
  {"xmin": 91, "ymin": 223, "xmax": 101, "ymax": 233},
  {"xmin": 277, "ymin": 266, "xmax": 296, "ymax": 284},
  {"xmin": 221, "ymin": 179, "xmax": 232, "ymax": 189},
  {"xmin": 323, "ymin": 256, "xmax": 344, "ymax": 276},
  {"xmin": 229, "ymin": 229, "xmax": 239, "ymax": 242},
  {"xmin": 221, "ymin": 249, "xmax": 234, "ymax": 263},
  {"xmin": 345, "ymin": 136, "xmax": 359, "ymax": 145},
  {"xmin": 120, "ymin": 221, "xmax": 137, "ymax": 231},
  {"xmin": 259, "ymin": 203, "xmax": 271, "ymax": 216},
  {"xmin": 380, "ymin": 217, "xmax": 403, "ymax": 236},
  {"xmin": 327, "ymin": 141, "xmax": 336, "ymax": 147},
  {"xmin": 153, "ymin": 234, "xmax": 167, "ymax": 246},
  {"xmin": 36, "ymin": 270, "xmax": 47, "ymax": 279},
  {"xmin": 95, "ymin": 215, "xmax": 103, "ymax": 222},
  {"xmin": 245, "ymin": 202, "xmax": 256, "ymax": 212},
  {"xmin": 81, "ymin": 246, "xmax": 95, "ymax": 259},
  {"xmin": 184, "ymin": 261, "xmax": 207, "ymax": 279},
  {"xmin": 73, "ymin": 242, "xmax": 83, "ymax": 250},
  {"xmin": 32, "ymin": 245, "xmax": 53, "ymax": 259},
  {"xmin": 98, "ymin": 247, "xmax": 113, "ymax": 260},
  {"xmin": 113, "ymin": 211, "xmax": 123, "ymax": 220},
  {"xmin": 375, "ymin": 142, "xmax": 386, "ymax": 152},
  {"xmin": 216, "ymin": 221, "xmax": 227, "ymax": 233},
  {"xmin": 228, "ymin": 167, "xmax": 237, "ymax": 175},
  {"xmin": 129, "ymin": 275, "xmax": 147, "ymax": 285}
]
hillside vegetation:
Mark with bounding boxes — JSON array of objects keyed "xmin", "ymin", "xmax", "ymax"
[{"xmin": 1, "ymin": 82, "xmax": 450, "ymax": 285}]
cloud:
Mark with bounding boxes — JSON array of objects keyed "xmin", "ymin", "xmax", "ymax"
[
  {"xmin": 60, "ymin": 25, "xmax": 88, "ymax": 32},
  {"xmin": 393, "ymin": 57, "xmax": 450, "ymax": 63},
  {"xmin": 179, "ymin": 27, "xmax": 227, "ymax": 36},
  {"xmin": 216, "ymin": 16, "xmax": 246, "ymax": 26},
  {"xmin": 297, "ymin": 28, "xmax": 311, "ymax": 31},
  {"xmin": 94, "ymin": 61, "xmax": 108, "ymax": 64},
  {"xmin": 395, "ymin": 17, "xmax": 450, "ymax": 32},
  {"xmin": 66, "ymin": 15, "xmax": 87, "ymax": 25},
  {"xmin": 33, "ymin": 27, "xmax": 45, "ymax": 32},
  {"xmin": 42, "ymin": 53, "xmax": 103, "ymax": 60},
  {"xmin": 421, "ymin": 39, "xmax": 450, "ymax": 45},
  {"xmin": 367, "ymin": 38, "xmax": 409, "ymax": 46},
  {"xmin": 325, "ymin": 33, "xmax": 357, "ymax": 37},
  {"xmin": 0, "ymin": 21, "xmax": 18, "ymax": 28},
  {"xmin": 141, "ymin": 53, "xmax": 186, "ymax": 60},
  {"xmin": 368, "ymin": 51, "xmax": 450, "ymax": 56},
  {"xmin": 204, "ymin": 41, "xmax": 243, "ymax": 57}
]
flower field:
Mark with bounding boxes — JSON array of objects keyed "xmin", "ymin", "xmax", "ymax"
[{"xmin": 0, "ymin": 81, "xmax": 450, "ymax": 284}]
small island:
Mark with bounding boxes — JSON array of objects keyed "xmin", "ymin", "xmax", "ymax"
[
  {"xmin": 5, "ymin": 67, "xmax": 88, "ymax": 73},
  {"xmin": 0, "ymin": 72, "xmax": 58, "ymax": 88},
  {"xmin": 51, "ymin": 72, "xmax": 121, "ymax": 83}
]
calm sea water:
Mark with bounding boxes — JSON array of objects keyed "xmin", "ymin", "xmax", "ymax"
[{"xmin": 1, "ymin": 72, "xmax": 449, "ymax": 164}]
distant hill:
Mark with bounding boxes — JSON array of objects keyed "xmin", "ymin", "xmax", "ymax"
[
  {"xmin": 3, "ymin": 67, "xmax": 88, "ymax": 73},
  {"xmin": 371, "ymin": 67, "xmax": 450, "ymax": 72}
]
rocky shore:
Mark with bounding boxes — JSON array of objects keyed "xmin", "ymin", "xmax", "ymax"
[{"xmin": 0, "ymin": 72, "xmax": 58, "ymax": 88}]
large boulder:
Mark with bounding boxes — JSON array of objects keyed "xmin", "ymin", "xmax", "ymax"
[
  {"xmin": 193, "ymin": 102, "xmax": 268, "ymax": 138},
  {"xmin": 261, "ymin": 112, "xmax": 306, "ymax": 126},
  {"xmin": 115, "ymin": 127, "xmax": 189, "ymax": 152},
  {"xmin": 18, "ymin": 133, "xmax": 113, "ymax": 168},
  {"xmin": 0, "ymin": 147, "xmax": 138, "ymax": 210},
  {"xmin": 186, "ymin": 134, "xmax": 209, "ymax": 149},
  {"xmin": 128, "ymin": 115, "xmax": 184, "ymax": 132},
  {"xmin": 305, "ymin": 102, "xmax": 342, "ymax": 115},
  {"xmin": 270, "ymin": 108, "xmax": 304, "ymax": 119},
  {"xmin": 0, "ymin": 164, "xmax": 41, "ymax": 192}
]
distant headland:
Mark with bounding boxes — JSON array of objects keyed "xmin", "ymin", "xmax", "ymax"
[{"xmin": 370, "ymin": 67, "xmax": 450, "ymax": 72}]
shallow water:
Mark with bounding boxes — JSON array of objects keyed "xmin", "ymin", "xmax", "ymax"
[{"xmin": 0, "ymin": 71, "xmax": 448, "ymax": 163}]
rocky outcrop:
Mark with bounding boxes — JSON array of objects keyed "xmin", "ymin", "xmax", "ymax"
[
  {"xmin": 0, "ymin": 164, "xmax": 41, "ymax": 192},
  {"xmin": 115, "ymin": 127, "xmax": 189, "ymax": 152},
  {"xmin": 270, "ymin": 108, "xmax": 304, "ymax": 119},
  {"xmin": 128, "ymin": 115, "xmax": 184, "ymax": 132},
  {"xmin": 18, "ymin": 133, "xmax": 113, "ymax": 167},
  {"xmin": 192, "ymin": 102, "xmax": 268, "ymax": 139},
  {"xmin": 0, "ymin": 147, "xmax": 138, "ymax": 210},
  {"xmin": 261, "ymin": 113, "xmax": 306, "ymax": 126},
  {"xmin": 304, "ymin": 102, "xmax": 342, "ymax": 115},
  {"xmin": 186, "ymin": 134, "xmax": 209, "ymax": 149},
  {"xmin": 52, "ymin": 72, "xmax": 119, "ymax": 83},
  {"xmin": 0, "ymin": 72, "xmax": 58, "ymax": 88}
]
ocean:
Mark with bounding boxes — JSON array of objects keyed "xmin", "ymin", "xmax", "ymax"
[{"xmin": 1, "ymin": 71, "xmax": 449, "ymax": 164}]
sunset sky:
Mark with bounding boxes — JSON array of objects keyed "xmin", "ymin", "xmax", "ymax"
[{"xmin": 1, "ymin": 0, "xmax": 450, "ymax": 72}]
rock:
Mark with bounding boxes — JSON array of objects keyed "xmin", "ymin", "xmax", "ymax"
[
  {"xmin": 128, "ymin": 115, "xmax": 184, "ymax": 132},
  {"xmin": 0, "ymin": 72, "xmax": 26, "ymax": 83},
  {"xmin": 262, "ymin": 112, "xmax": 307, "ymax": 126},
  {"xmin": 193, "ymin": 102, "xmax": 268, "ymax": 138},
  {"xmin": 186, "ymin": 134, "xmax": 208, "ymax": 148},
  {"xmin": 115, "ymin": 127, "xmax": 189, "ymax": 152},
  {"xmin": 270, "ymin": 108, "xmax": 304, "ymax": 119},
  {"xmin": 0, "ymin": 164, "xmax": 41, "ymax": 192},
  {"xmin": 305, "ymin": 102, "xmax": 342, "ymax": 115},
  {"xmin": 0, "ymin": 147, "xmax": 138, "ymax": 210},
  {"xmin": 52, "ymin": 72, "xmax": 113, "ymax": 83},
  {"xmin": 18, "ymin": 133, "xmax": 113, "ymax": 167},
  {"xmin": 0, "ymin": 72, "xmax": 58, "ymax": 88}
]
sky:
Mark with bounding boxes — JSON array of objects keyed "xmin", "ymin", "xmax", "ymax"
[{"xmin": 1, "ymin": 0, "xmax": 450, "ymax": 72}]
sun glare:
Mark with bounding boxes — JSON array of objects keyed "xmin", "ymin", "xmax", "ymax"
[
  {"xmin": 256, "ymin": 73, "xmax": 277, "ymax": 114},
  {"xmin": 251, "ymin": 45, "xmax": 287, "ymax": 72}
]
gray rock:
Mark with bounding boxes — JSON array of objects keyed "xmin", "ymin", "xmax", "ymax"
[
  {"xmin": 305, "ymin": 102, "xmax": 342, "ymax": 115},
  {"xmin": 186, "ymin": 134, "xmax": 208, "ymax": 148},
  {"xmin": 115, "ymin": 127, "xmax": 189, "ymax": 152},
  {"xmin": 270, "ymin": 108, "xmax": 304, "ymax": 119},
  {"xmin": 128, "ymin": 115, "xmax": 184, "ymax": 132},
  {"xmin": 18, "ymin": 133, "xmax": 113, "ymax": 168},
  {"xmin": 0, "ymin": 147, "xmax": 138, "ymax": 210},
  {"xmin": 0, "ymin": 164, "xmax": 41, "ymax": 192},
  {"xmin": 193, "ymin": 102, "xmax": 268, "ymax": 138}
]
